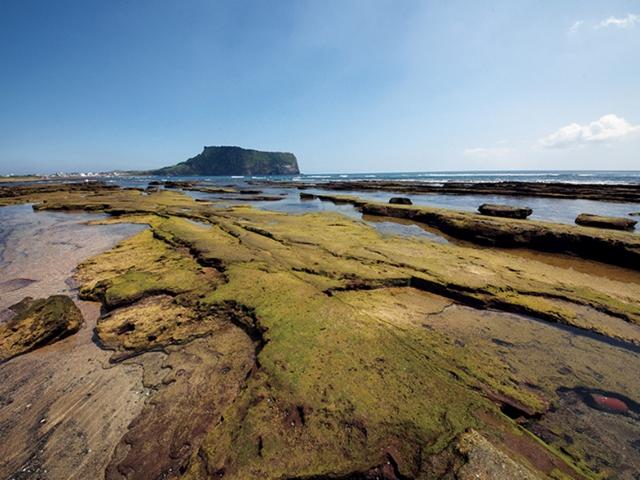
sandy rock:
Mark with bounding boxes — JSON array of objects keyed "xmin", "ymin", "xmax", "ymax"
[{"xmin": 455, "ymin": 430, "xmax": 543, "ymax": 479}]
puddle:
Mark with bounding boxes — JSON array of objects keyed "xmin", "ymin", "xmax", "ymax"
[
  {"xmin": 0, "ymin": 205, "xmax": 153, "ymax": 480},
  {"xmin": 184, "ymin": 218, "xmax": 211, "ymax": 229},
  {"xmin": 185, "ymin": 190, "xmax": 451, "ymax": 243},
  {"xmin": 361, "ymin": 214, "xmax": 449, "ymax": 243},
  {"xmin": 558, "ymin": 387, "xmax": 640, "ymax": 418},
  {"xmin": 0, "ymin": 204, "xmax": 147, "ymax": 310}
]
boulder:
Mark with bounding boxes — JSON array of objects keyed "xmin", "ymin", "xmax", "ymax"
[
  {"xmin": 300, "ymin": 193, "xmax": 317, "ymax": 200},
  {"xmin": 478, "ymin": 204, "xmax": 532, "ymax": 219},
  {"xmin": 0, "ymin": 295, "xmax": 83, "ymax": 362},
  {"xmin": 389, "ymin": 197, "xmax": 413, "ymax": 205},
  {"xmin": 575, "ymin": 214, "xmax": 637, "ymax": 231}
]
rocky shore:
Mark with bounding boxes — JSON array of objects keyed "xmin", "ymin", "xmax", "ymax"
[
  {"xmin": 301, "ymin": 193, "xmax": 640, "ymax": 270},
  {"xmin": 1, "ymin": 181, "xmax": 640, "ymax": 479},
  {"xmin": 251, "ymin": 179, "xmax": 640, "ymax": 202}
]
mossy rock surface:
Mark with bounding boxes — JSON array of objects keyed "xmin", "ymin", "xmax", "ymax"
[
  {"xmin": 0, "ymin": 295, "xmax": 83, "ymax": 362},
  {"xmin": 5, "ymin": 181, "xmax": 637, "ymax": 478}
]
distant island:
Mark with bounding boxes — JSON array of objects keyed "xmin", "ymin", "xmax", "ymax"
[{"xmin": 147, "ymin": 146, "xmax": 299, "ymax": 176}]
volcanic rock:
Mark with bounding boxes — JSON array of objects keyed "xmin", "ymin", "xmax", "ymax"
[
  {"xmin": 575, "ymin": 214, "xmax": 637, "ymax": 231},
  {"xmin": 478, "ymin": 204, "xmax": 533, "ymax": 219},
  {"xmin": 0, "ymin": 295, "xmax": 83, "ymax": 362},
  {"xmin": 389, "ymin": 197, "xmax": 413, "ymax": 205}
]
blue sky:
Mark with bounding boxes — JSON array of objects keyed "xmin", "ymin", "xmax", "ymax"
[{"xmin": 1, "ymin": 0, "xmax": 639, "ymax": 174}]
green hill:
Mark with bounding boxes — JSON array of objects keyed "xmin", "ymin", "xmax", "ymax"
[{"xmin": 150, "ymin": 146, "xmax": 299, "ymax": 176}]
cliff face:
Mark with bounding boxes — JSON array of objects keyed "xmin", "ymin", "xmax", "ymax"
[{"xmin": 152, "ymin": 146, "xmax": 300, "ymax": 176}]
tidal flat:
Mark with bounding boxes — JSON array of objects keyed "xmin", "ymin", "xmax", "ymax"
[{"xmin": 1, "ymin": 181, "xmax": 639, "ymax": 479}]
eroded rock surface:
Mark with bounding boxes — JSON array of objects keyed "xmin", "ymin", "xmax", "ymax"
[{"xmin": 2, "ymin": 182, "xmax": 640, "ymax": 479}]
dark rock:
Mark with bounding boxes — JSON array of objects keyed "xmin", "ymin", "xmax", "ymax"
[
  {"xmin": 163, "ymin": 181, "xmax": 194, "ymax": 189},
  {"xmin": 0, "ymin": 295, "xmax": 83, "ymax": 362},
  {"xmin": 575, "ymin": 214, "xmax": 637, "ymax": 231},
  {"xmin": 238, "ymin": 189, "xmax": 263, "ymax": 195},
  {"xmin": 389, "ymin": 197, "xmax": 413, "ymax": 205},
  {"xmin": 148, "ymin": 181, "xmax": 162, "ymax": 186},
  {"xmin": 630, "ymin": 212, "xmax": 640, "ymax": 217},
  {"xmin": 478, "ymin": 204, "xmax": 532, "ymax": 219},
  {"xmin": 299, "ymin": 193, "xmax": 317, "ymax": 200}
]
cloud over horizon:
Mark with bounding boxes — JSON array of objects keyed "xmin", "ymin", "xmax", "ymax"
[
  {"xmin": 538, "ymin": 114, "xmax": 640, "ymax": 149},
  {"xmin": 463, "ymin": 146, "xmax": 513, "ymax": 158}
]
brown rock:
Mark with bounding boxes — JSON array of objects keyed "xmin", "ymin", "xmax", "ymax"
[
  {"xmin": 478, "ymin": 203, "xmax": 532, "ymax": 219},
  {"xmin": 575, "ymin": 213, "xmax": 637, "ymax": 231},
  {"xmin": 0, "ymin": 295, "xmax": 83, "ymax": 362}
]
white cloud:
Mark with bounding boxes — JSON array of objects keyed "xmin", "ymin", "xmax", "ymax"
[
  {"xmin": 538, "ymin": 114, "xmax": 640, "ymax": 149},
  {"xmin": 597, "ymin": 13, "xmax": 639, "ymax": 29},
  {"xmin": 568, "ymin": 20, "xmax": 584, "ymax": 34},
  {"xmin": 463, "ymin": 146, "xmax": 513, "ymax": 158}
]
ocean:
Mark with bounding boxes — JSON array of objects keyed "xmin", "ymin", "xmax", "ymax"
[{"xmin": 111, "ymin": 170, "xmax": 640, "ymax": 187}]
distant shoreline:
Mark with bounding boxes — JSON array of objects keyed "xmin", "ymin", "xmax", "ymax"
[{"xmin": 0, "ymin": 175, "xmax": 44, "ymax": 183}]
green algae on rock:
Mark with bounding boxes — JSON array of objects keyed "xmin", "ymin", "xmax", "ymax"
[
  {"xmin": 72, "ymin": 212, "xmax": 605, "ymax": 478},
  {"xmin": 6, "ymin": 181, "xmax": 640, "ymax": 477},
  {"xmin": 0, "ymin": 295, "xmax": 83, "ymax": 362},
  {"xmin": 302, "ymin": 193, "xmax": 640, "ymax": 270}
]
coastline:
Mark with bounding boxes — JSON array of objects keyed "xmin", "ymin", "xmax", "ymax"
[{"xmin": 0, "ymin": 179, "xmax": 639, "ymax": 479}]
